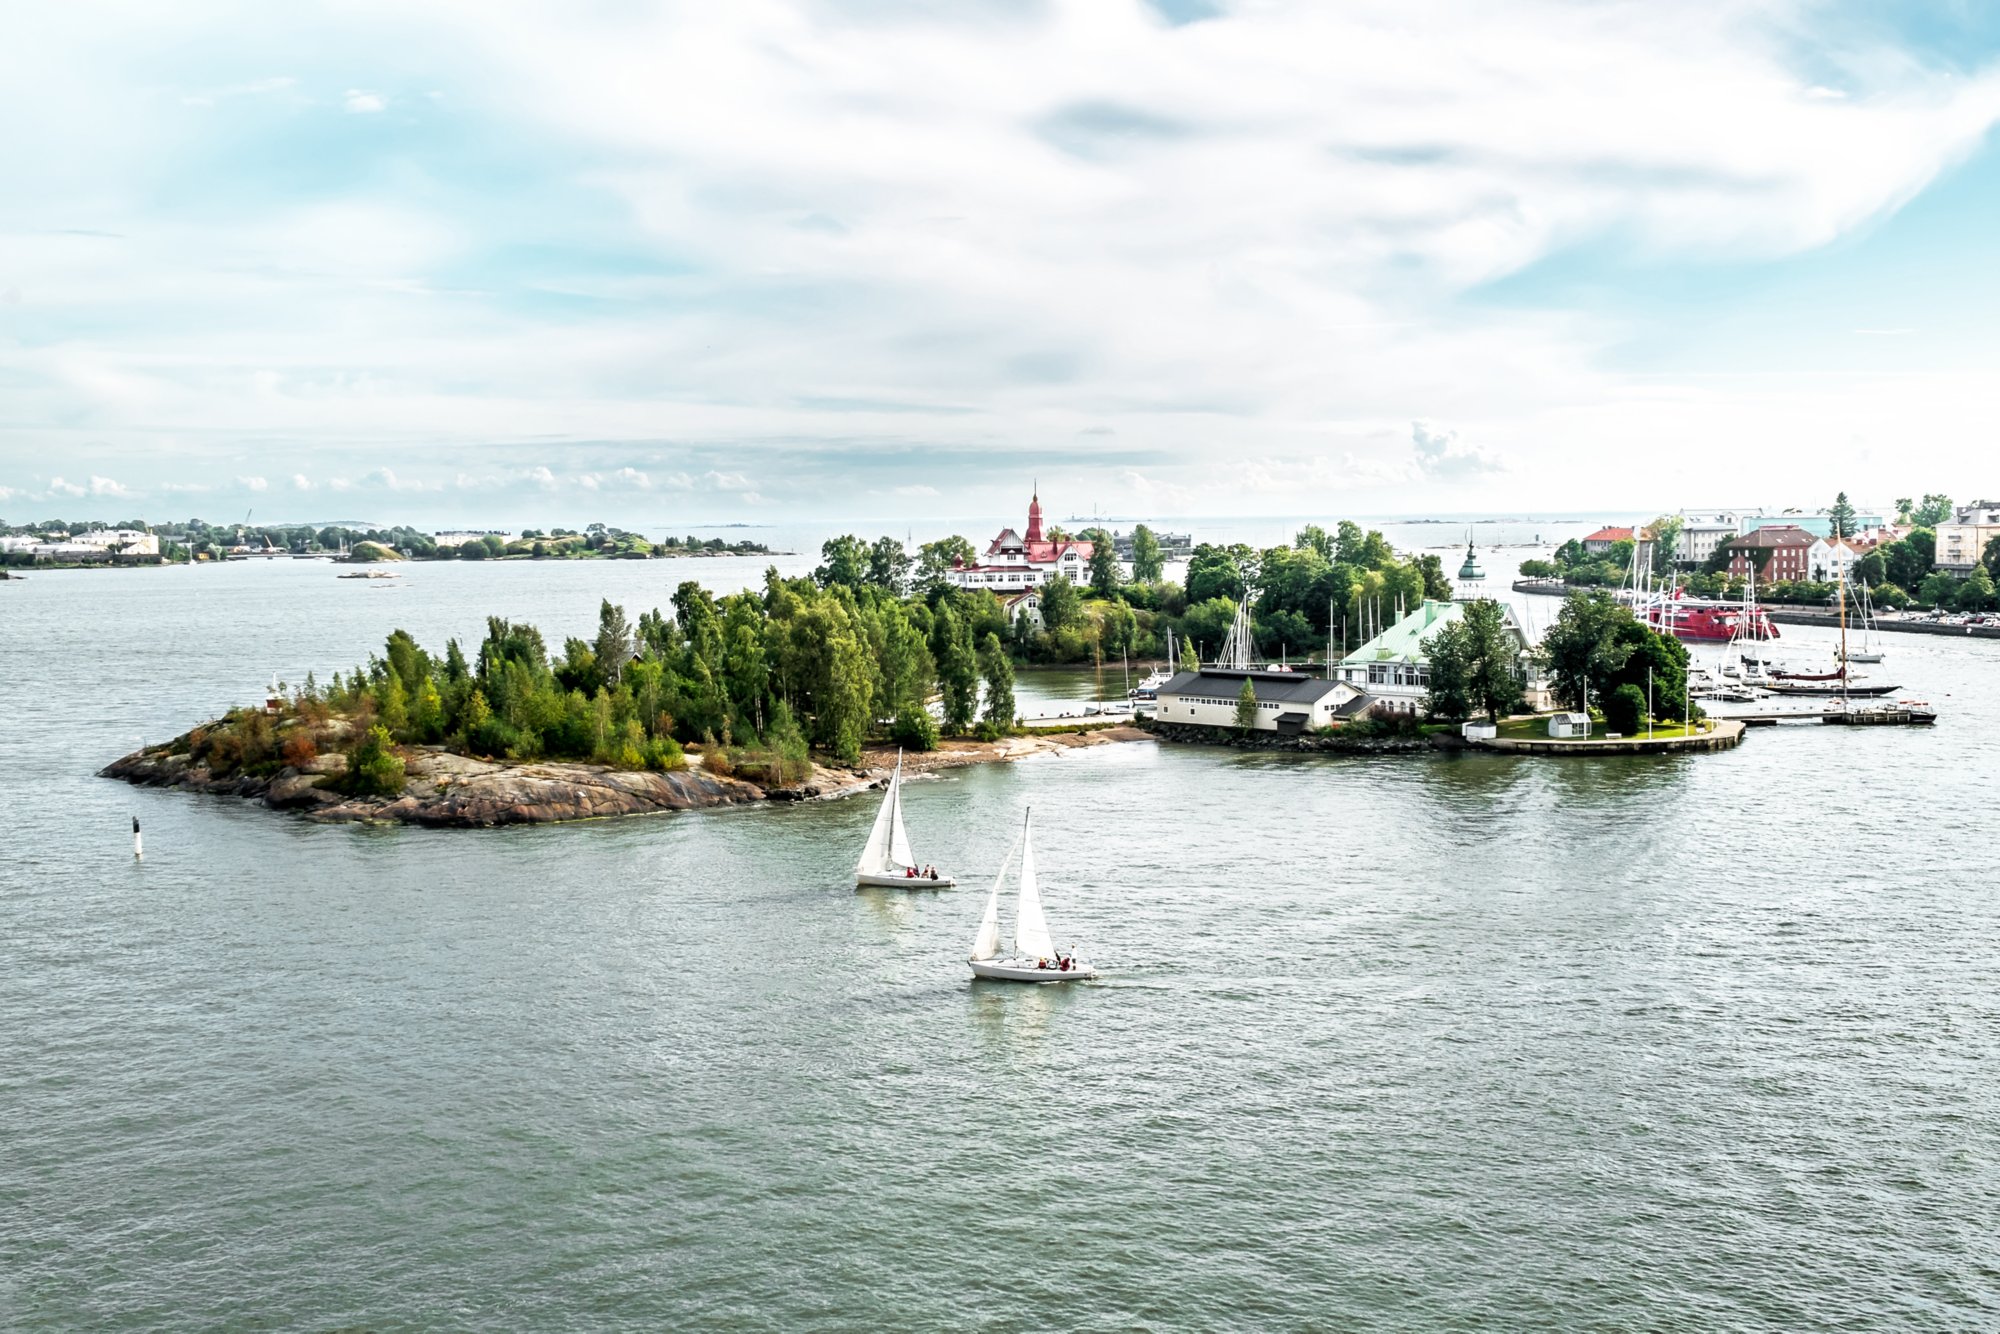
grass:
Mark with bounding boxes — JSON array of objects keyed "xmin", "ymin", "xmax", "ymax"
[{"xmin": 1490, "ymin": 714, "xmax": 1716, "ymax": 742}]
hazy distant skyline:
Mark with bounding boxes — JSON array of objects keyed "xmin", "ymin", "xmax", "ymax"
[{"xmin": 6, "ymin": 1, "xmax": 2000, "ymax": 524}]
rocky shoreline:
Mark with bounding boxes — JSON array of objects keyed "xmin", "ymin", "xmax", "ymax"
[{"xmin": 100, "ymin": 727, "xmax": 1150, "ymax": 828}]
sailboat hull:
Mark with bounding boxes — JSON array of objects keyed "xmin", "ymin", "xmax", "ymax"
[
  {"xmin": 969, "ymin": 957, "xmax": 1098, "ymax": 983},
  {"xmin": 856, "ymin": 871, "xmax": 955, "ymax": 889}
]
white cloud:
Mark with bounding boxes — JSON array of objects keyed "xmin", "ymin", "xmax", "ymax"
[
  {"xmin": 238, "ymin": 474, "xmax": 268, "ymax": 492},
  {"xmin": 891, "ymin": 484, "xmax": 939, "ymax": 497},
  {"xmin": 49, "ymin": 477, "xmax": 85, "ymax": 498},
  {"xmin": 1409, "ymin": 420, "xmax": 1508, "ymax": 479},
  {"xmin": 0, "ymin": 484, "xmax": 22, "ymax": 501},
  {"xmin": 8, "ymin": 2, "xmax": 2000, "ymax": 513},
  {"xmin": 291, "ymin": 474, "xmax": 313, "ymax": 490}
]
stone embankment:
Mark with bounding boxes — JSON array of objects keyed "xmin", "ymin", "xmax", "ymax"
[
  {"xmin": 101, "ymin": 727, "xmax": 1151, "ymax": 828},
  {"xmin": 1141, "ymin": 720, "xmax": 1457, "ymax": 754}
]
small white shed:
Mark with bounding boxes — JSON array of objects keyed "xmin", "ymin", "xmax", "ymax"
[{"xmin": 1548, "ymin": 712, "xmax": 1591, "ymax": 739}]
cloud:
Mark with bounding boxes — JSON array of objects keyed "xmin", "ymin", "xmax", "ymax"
[
  {"xmin": 0, "ymin": 484, "xmax": 22, "ymax": 501},
  {"xmin": 49, "ymin": 477, "xmax": 86, "ymax": 498},
  {"xmin": 1409, "ymin": 420, "xmax": 1508, "ymax": 479},
  {"xmin": 238, "ymin": 475, "xmax": 268, "ymax": 492},
  {"xmin": 292, "ymin": 474, "xmax": 313, "ymax": 490},
  {"xmin": 891, "ymin": 484, "xmax": 939, "ymax": 497},
  {"xmin": 7, "ymin": 2, "xmax": 2000, "ymax": 515}
]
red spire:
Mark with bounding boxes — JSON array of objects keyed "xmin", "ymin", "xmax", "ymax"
[{"xmin": 1026, "ymin": 486, "xmax": 1044, "ymax": 543}]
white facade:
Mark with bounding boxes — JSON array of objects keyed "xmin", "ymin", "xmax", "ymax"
[
  {"xmin": 1677, "ymin": 514, "xmax": 1740, "ymax": 566},
  {"xmin": 18, "ymin": 529, "xmax": 160, "ymax": 559},
  {"xmin": 1807, "ymin": 537, "xmax": 1858, "ymax": 584},
  {"xmin": 1155, "ymin": 670, "xmax": 1357, "ymax": 732}
]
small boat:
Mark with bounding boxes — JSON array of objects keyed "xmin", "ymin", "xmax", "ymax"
[
  {"xmin": 969, "ymin": 809, "xmax": 1097, "ymax": 983},
  {"xmin": 854, "ymin": 750, "xmax": 954, "ymax": 889},
  {"xmin": 1766, "ymin": 681, "xmax": 1901, "ymax": 698}
]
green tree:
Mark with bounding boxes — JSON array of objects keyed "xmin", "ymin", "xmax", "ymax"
[
  {"xmin": 1537, "ymin": 591, "xmax": 1634, "ymax": 712},
  {"xmin": 891, "ymin": 705, "xmax": 939, "ymax": 752},
  {"xmin": 412, "ymin": 678, "xmax": 446, "ymax": 741},
  {"xmin": 458, "ymin": 539, "xmax": 487, "ymax": 561},
  {"xmin": 1415, "ymin": 553, "xmax": 1453, "ymax": 600},
  {"xmin": 376, "ymin": 672, "xmax": 410, "ymax": 737},
  {"xmin": 1039, "ymin": 575, "xmax": 1083, "ymax": 633},
  {"xmin": 1085, "ymin": 529, "xmax": 1122, "ymax": 598},
  {"xmin": 814, "ymin": 534, "xmax": 869, "ymax": 589},
  {"xmin": 593, "ymin": 599, "xmax": 633, "ymax": 687},
  {"xmin": 344, "ymin": 725, "xmax": 406, "ymax": 796},
  {"xmin": 1179, "ymin": 636, "xmax": 1198, "ymax": 672},
  {"xmin": 1603, "ymin": 684, "xmax": 1647, "ymax": 736},
  {"xmin": 914, "ymin": 535, "xmax": 976, "ymax": 594},
  {"xmin": 1130, "ymin": 525, "xmax": 1164, "ymax": 582},
  {"xmin": 1420, "ymin": 599, "xmax": 1525, "ymax": 723},
  {"xmin": 1919, "ymin": 571, "xmax": 1958, "ymax": 608},
  {"xmin": 1914, "ymin": 494, "xmax": 1954, "ymax": 527},
  {"xmin": 1855, "ymin": 549, "xmax": 1887, "ymax": 588},
  {"xmin": 1828, "ymin": 492, "xmax": 1857, "ymax": 539},
  {"xmin": 1186, "ymin": 544, "xmax": 1245, "ymax": 603},
  {"xmin": 867, "ymin": 536, "xmax": 912, "ymax": 595},
  {"xmin": 1983, "ymin": 533, "xmax": 2000, "ymax": 582},
  {"xmin": 1234, "ymin": 677, "xmax": 1258, "ymax": 729},
  {"xmin": 1957, "ymin": 564, "xmax": 1995, "ymax": 611},
  {"xmin": 1647, "ymin": 514, "xmax": 1685, "ymax": 570},
  {"xmin": 935, "ymin": 604, "xmax": 979, "ymax": 734},
  {"xmin": 978, "ymin": 632, "xmax": 1015, "ymax": 727},
  {"xmin": 1894, "ymin": 497, "xmax": 1914, "ymax": 524}
]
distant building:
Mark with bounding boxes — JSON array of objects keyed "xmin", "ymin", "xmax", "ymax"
[
  {"xmin": 1155, "ymin": 667, "xmax": 1360, "ymax": 734},
  {"xmin": 1740, "ymin": 511, "xmax": 1886, "ymax": 540},
  {"xmin": 1335, "ymin": 598, "xmax": 1547, "ymax": 715},
  {"xmin": 1725, "ymin": 525, "xmax": 1814, "ymax": 582},
  {"xmin": 948, "ymin": 491, "xmax": 1095, "ymax": 608},
  {"xmin": 1934, "ymin": 501, "xmax": 2000, "ymax": 574},
  {"xmin": 433, "ymin": 530, "xmax": 515, "ymax": 547},
  {"xmin": 20, "ymin": 528, "xmax": 160, "ymax": 561},
  {"xmin": 1110, "ymin": 529, "xmax": 1193, "ymax": 561},
  {"xmin": 1576, "ymin": 524, "xmax": 1640, "ymax": 556},
  {"xmin": 1676, "ymin": 513, "xmax": 1742, "ymax": 567},
  {"xmin": 1807, "ymin": 536, "xmax": 1859, "ymax": 584}
]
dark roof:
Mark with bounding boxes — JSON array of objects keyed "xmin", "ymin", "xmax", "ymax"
[
  {"xmin": 1733, "ymin": 526, "xmax": 1815, "ymax": 548},
  {"xmin": 1158, "ymin": 669, "xmax": 1346, "ymax": 705}
]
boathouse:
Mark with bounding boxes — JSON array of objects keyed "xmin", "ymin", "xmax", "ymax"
[{"xmin": 1154, "ymin": 667, "xmax": 1357, "ymax": 734}]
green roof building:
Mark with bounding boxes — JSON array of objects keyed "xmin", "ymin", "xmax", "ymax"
[{"xmin": 1336, "ymin": 598, "xmax": 1540, "ymax": 715}]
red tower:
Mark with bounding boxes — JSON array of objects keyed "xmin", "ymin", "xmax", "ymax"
[{"xmin": 1025, "ymin": 488, "xmax": 1044, "ymax": 544}]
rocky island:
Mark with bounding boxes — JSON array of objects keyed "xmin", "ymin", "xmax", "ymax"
[{"xmin": 102, "ymin": 719, "xmax": 1145, "ymax": 828}]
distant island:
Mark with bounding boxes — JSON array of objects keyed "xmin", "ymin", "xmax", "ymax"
[{"xmin": 0, "ymin": 519, "xmax": 782, "ymax": 566}]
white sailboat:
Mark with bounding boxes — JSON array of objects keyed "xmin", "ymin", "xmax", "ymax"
[
  {"xmin": 854, "ymin": 750, "xmax": 954, "ymax": 888},
  {"xmin": 1841, "ymin": 580, "xmax": 1886, "ymax": 665},
  {"xmin": 969, "ymin": 809, "xmax": 1098, "ymax": 983}
]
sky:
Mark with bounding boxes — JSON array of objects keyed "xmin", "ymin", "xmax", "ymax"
[{"xmin": 4, "ymin": 0, "xmax": 2000, "ymax": 528}]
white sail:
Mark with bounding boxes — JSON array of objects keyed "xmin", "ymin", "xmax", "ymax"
[
  {"xmin": 887, "ymin": 753, "xmax": 915, "ymax": 871},
  {"xmin": 855, "ymin": 762, "xmax": 898, "ymax": 876},
  {"xmin": 1013, "ymin": 811, "xmax": 1055, "ymax": 959},
  {"xmin": 971, "ymin": 826, "xmax": 1016, "ymax": 961}
]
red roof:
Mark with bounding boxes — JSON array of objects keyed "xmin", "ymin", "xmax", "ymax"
[
  {"xmin": 1735, "ymin": 525, "xmax": 1815, "ymax": 548},
  {"xmin": 1583, "ymin": 526, "xmax": 1641, "ymax": 543}
]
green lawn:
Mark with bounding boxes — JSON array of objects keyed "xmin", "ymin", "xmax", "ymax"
[{"xmin": 1490, "ymin": 715, "xmax": 1715, "ymax": 742}]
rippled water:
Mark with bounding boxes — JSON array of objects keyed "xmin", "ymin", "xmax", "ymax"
[{"xmin": 3, "ymin": 558, "xmax": 1997, "ymax": 1330}]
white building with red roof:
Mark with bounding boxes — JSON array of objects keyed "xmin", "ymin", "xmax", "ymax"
[{"xmin": 948, "ymin": 490, "xmax": 1096, "ymax": 607}]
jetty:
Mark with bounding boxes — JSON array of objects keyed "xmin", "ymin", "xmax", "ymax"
[{"xmin": 1471, "ymin": 718, "xmax": 1745, "ymax": 755}]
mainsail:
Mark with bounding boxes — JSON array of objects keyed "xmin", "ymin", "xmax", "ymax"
[
  {"xmin": 855, "ymin": 753, "xmax": 900, "ymax": 876},
  {"xmin": 1013, "ymin": 811, "xmax": 1055, "ymax": 959},
  {"xmin": 971, "ymin": 826, "xmax": 1018, "ymax": 961},
  {"xmin": 887, "ymin": 758, "xmax": 914, "ymax": 871}
]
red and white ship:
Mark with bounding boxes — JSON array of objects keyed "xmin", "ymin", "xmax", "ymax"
[{"xmin": 1642, "ymin": 593, "xmax": 1779, "ymax": 643}]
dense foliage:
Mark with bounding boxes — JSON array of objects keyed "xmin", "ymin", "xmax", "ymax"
[
  {"xmin": 1536, "ymin": 591, "xmax": 1701, "ymax": 725},
  {"xmin": 1420, "ymin": 599, "xmax": 1526, "ymax": 723}
]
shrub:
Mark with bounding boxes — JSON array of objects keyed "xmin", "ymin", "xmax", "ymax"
[
  {"xmin": 281, "ymin": 733, "xmax": 319, "ymax": 768},
  {"xmin": 973, "ymin": 720, "xmax": 1005, "ymax": 742},
  {"xmin": 891, "ymin": 706, "xmax": 940, "ymax": 752},
  {"xmin": 700, "ymin": 733, "xmax": 734, "ymax": 777},
  {"xmin": 341, "ymin": 724, "xmax": 406, "ymax": 796},
  {"xmin": 1603, "ymin": 684, "xmax": 1647, "ymax": 736},
  {"xmin": 643, "ymin": 737, "xmax": 687, "ymax": 772}
]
